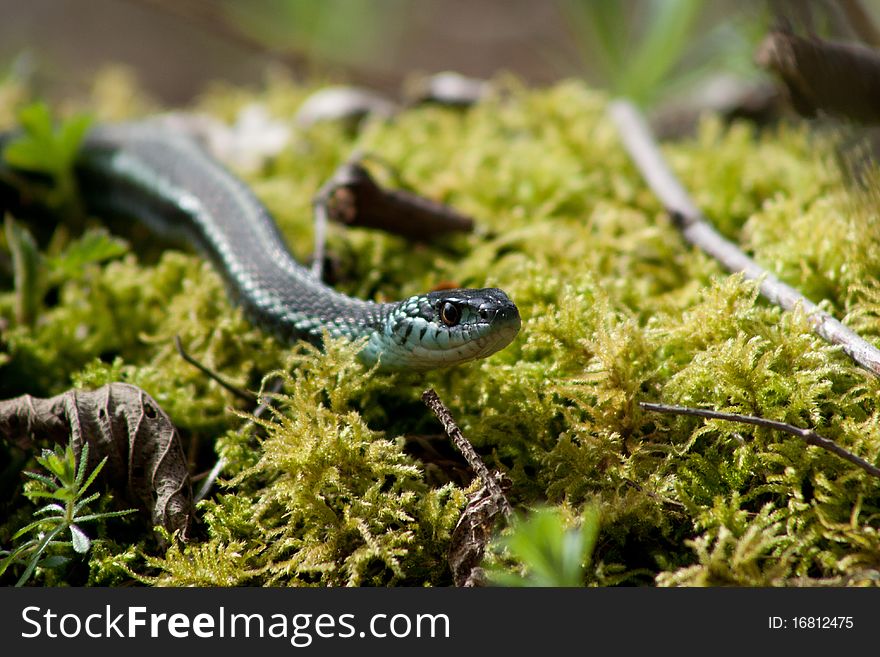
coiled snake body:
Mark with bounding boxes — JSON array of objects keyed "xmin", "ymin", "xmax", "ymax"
[{"xmin": 27, "ymin": 123, "xmax": 520, "ymax": 370}]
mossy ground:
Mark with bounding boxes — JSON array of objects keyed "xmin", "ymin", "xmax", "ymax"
[{"xmin": 2, "ymin": 70, "xmax": 880, "ymax": 586}]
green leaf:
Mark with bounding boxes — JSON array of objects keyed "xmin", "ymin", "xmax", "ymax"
[
  {"xmin": 488, "ymin": 506, "xmax": 601, "ymax": 587},
  {"xmin": 16, "ymin": 102, "xmax": 54, "ymax": 142},
  {"xmin": 48, "ymin": 230, "xmax": 128, "ymax": 281},
  {"xmin": 3, "ymin": 139, "xmax": 53, "ymax": 172},
  {"xmin": 2, "ymin": 102, "xmax": 91, "ymax": 176},
  {"xmin": 72, "ymin": 492, "xmax": 101, "ymax": 514},
  {"xmin": 4, "ymin": 215, "xmax": 44, "ymax": 326},
  {"xmin": 22, "ymin": 471, "xmax": 59, "ymax": 488},
  {"xmin": 74, "ymin": 442, "xmax": 89, "ymax": 489},
  {"xmin": 1, "ymin": 102, "xmax": 92, "ymax": 212},
  {"xmin": 16, "ymin": 524, "xmax": 65, "ymax": 586},
  {"xmin": 38, "ymin": 555, "xmax": 71, "ymax": 569},
  {"xmin": 12, "ymin": 517, "xmax": 55, "ymax": 540},
  {"xmin": 74, "ymin": 508, "xmax": 137, "ymax": 523},
  {"xmin": 622, "ymin": 0, "xmax": 703, "ymax": 104},
  {"xmin": 58, "ymin": 114, "xmax": 93, "ymax": 165},
  {"xmin": 0, "ymin": 539, "xmax": 39, "ymax": 577},
  {"xmin": 78, "ymin": 455, "xmax": 107, "ymax": 498},
  {"xmin": 69, "ymin": 525, "xmax": 91, "ymax": 554},
  {"xmin": 34, "ymin": 503, "xmax": 66, "ymax": 516},
  {"xmin": 22, "ymin": 490, "xmax": 68, "ymax": 501}
]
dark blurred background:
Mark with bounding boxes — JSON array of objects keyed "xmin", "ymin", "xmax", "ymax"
[
  {"xmin": 0, "ymin": 0, "xmax": 877, "ymax": 111},
  {"xmin": 0, "ymin": 0, "xmax": 762, "ymax": 101},
  {"xmin": 0, "ymin": 0, "xmax": 582, "ymax": 102}
]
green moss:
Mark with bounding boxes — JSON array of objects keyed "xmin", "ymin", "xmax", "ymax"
[{"xmin": 2, "ymin": 74, "xmax": 880, "ymax": 586}]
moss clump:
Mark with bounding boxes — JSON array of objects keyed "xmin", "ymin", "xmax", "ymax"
[{"xmin": 2, "ymin": 71, "xmax": 880, "ymax": 586}]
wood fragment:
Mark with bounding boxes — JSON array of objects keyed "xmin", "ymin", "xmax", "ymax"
[
  {"xmin": 640, "ymin": 401, "xmax": 880, "ymax": 479},
  {"xmin": 421, "ymin": 388, "xmax": 512, "ymax": 586},
  {"xmin": 421, "ymin": 388, "xmax": 512, "ymax": 518},
  {"xmin": 315, "ymin": 161, "xmax": 475, "ymax": 242},
  {"xmin": 756, "ymin": 29, "xmax": 880, "ymax": 123},
  {"xmin": 0, "ymin": 383, "xmax": 195, "ymax": 539},
  {"xmin": 608, "ymin": 99, "xmax": 880, "ymax": 378},
  {"xmin": 295, "ymin": 86, "xmax": 398, "ymax": 128},
  {"xmin": 447, "ymin": 471, "xmax": 511, "ymax": 587},
  {"xmin": 404, "ymin": 72, "xmax": 491, "ymax": 107}
]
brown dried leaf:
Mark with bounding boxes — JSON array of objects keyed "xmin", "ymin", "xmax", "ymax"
[{"xmin": 0, "ymin": 382, "xmax": 194, "ymax": 540}]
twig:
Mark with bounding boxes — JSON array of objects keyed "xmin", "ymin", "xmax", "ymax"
[
  {"xmin": 310, "ymin": 193, "xmax": 329, "ymax": 280},
  {"xmin": 421, "ymin": 388, "xmax": 512, "ymax": 518},
  {"xmin": 194, "ymin": 455, "xmax": 227, "ymax": 503},
  {"xmin": 194, "ymin": 374, "xmax": 285, "ymax": 503},
  {"xmin": 314, "ymin": 158, "xmax": 475, "ymax": 243},
  {"xmin": 608, "ymin": 99, "xmax": 880, "ymax": 378},
  {"xmin": 639, "ymin": 401, "xmax": 880, "ymax": 480},
  {"xmin": 174, "ymin": 335, "xmax": 257, "ymax": 404}
]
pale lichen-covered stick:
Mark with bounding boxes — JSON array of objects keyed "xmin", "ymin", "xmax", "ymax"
[{"xmin": 609, "ymin": 99, "xmax": 880, "ymax": 378}]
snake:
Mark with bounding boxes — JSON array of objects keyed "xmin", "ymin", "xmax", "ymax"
[{"xmin": 1, "ymin": 122, "xmax": 521, "ymax": 370}]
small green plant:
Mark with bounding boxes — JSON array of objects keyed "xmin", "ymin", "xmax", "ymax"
[
  {"xmin": 2, "ymin": 103, "xmax": 124, "ymax": 326},
  {"xmin": 0, "ymin": 441, "xmax": 134, "ymax": 586},
  {"xmin": 4, "ymin": 215, "xmax": 128, "ymax": 326},
  {"xmin": 559, "ymin": 0, "xmax": 764, "ymax": 107},
  {"xmin": 1, "ymin": 101, "xmax": 91, "ymax": 205},
  {"xmin": 487, "ymin": 506, "xmax": 600, "ymax": 587}
]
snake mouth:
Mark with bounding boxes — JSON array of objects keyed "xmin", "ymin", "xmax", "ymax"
[{"xmin": 473, "ymin": 304, "xmax": 521, "ymax": 360}]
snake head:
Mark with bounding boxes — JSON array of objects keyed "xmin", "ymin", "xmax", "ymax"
[{"xmin": 368, "ymin": 288, "xmax": 521, "ymax": 370}]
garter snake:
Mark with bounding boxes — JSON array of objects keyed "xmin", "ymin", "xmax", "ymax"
[{"xmin": 3, "ymin": 123, "xmax": 520, "ymax": 370}]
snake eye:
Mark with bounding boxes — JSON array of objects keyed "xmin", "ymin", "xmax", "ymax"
[{"xmin": 439, "ymin": 301, "xmax": 461, "ymax": 327}]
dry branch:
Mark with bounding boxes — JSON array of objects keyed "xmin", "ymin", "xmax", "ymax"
[
  {"xmin": 640, "ymin": 402, "xmax": 880, "ymax": 479},
  {"xmin": 422, "ymin": 388, "xmax": 511, "ymax": 587},
  {"xmin": 421, "ymin": 388, "xmax": 511, "ymax": 518},
  {"xmin": 316, "ymin": 161, "xmax": 475, "ymax": 241},
  {"xmin": 608, "ymin": 99, "xmax": 880, "ymax": 378}
]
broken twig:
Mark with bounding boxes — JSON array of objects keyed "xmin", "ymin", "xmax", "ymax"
[
  {"xmin": 640, "ymin": 401, "xmax": 880, "ymax": 479},
  {"xmin": 608, "ymin": 99, "xmax": 880, "ymax": 378},
  {"xmin": 315, "ymin": 160, "xmax": 475, "ymax": 242},
  {"xmin": 447, "ymin": 472, "xmax": 511, "ymax": 587},
  {"xmin": 422, "ymin": 388, "xmax": 512, "ymax": 586},
  {"xmin": 421, "ymin": 388, "xmax": 512, "ymax": 518}
]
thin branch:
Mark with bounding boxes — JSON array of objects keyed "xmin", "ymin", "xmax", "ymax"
[
  {"xmin": 310, "ymin": 193, "xmax": 329, "ymax": 280},
  {"xmin": 174, "ymin": 335, "xmax": 257, "ymax": 404},
  {"xmin": 193, "ymin": 374, "xmax": 285, "ymax": 503},
  {"xmin": 315, "ymin": 159, "xmax": 475, "ymax": 242},
  {"xmin": 608, "ymin": 99, "xmax": 880, "ymax": 378},
  {"xmin": 639, "ymin": 401, "xmax": 880, "ymax": 479},
  {"xmin": 421, "ymin": 388, "xmax": 512, "ymax": 519}
]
